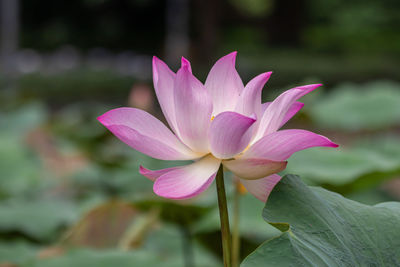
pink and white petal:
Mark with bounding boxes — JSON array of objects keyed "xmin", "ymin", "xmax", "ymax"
[
  {"xmin": 209, "ymin": 111, "xmax": 256, "ymax": 159},
  {"xmin": 223, "ymin": 158, "xmax": 287, "ymax": 180},
  {"xmin": 174, "ymin": 65, "xmax": 213, "ymax": 153},
  {"xmin": 261, "ymin": 101, "xmax": 304, "ymax": 128},
  {"xmin": 239, "ymin": 174, "xmax": 282, "ymax": 202},
  {"xmin": 260, "ymin": 101, "xmax": 304, "ymax": 130},
  {"xmin": 261, "ymin": 102, "xmax": 271, "ymax": 113},
  {"xmin": 244, "ymin": 129, "xmax": 338, "ymax": 161},
  {"xmin": 98, "ymin": 107, "xmax": 200, "ymax": 160},
  {"xmin": 181, "ymin": 57, "xmax": 192, "ymax": 73},
  {"xmin": 253, "ymin": 84, "xmax": 321, "ymax": 142},
  {"xmin": 205, "ymin": 52, "xmax": 244, "ymax": 115},
  {"xmin": 279, "ymin": 102, "xmax": 304, "ymax": 127},
  {"xmin": 235, "ymin": 72, "xmax": 272, "ymax": 117},
  {"xmin": 152, "ymin": 57, "xmax": 179, "ymax": 134},
  {"xmin": 153, "ymin": 155, "xmax": 221, "ymax": 199},
  {"xmin": 105, "ymin": 125, "xmax": 196, "ymax": 161},
  {"xmin": 139, "ymin": 165, "xmax": 181, "ymax": 181}
]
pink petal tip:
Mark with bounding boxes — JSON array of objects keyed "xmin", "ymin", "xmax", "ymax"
[{"xmin": 222, "ymin": 51, "xmax": 238, "ymax": 64}]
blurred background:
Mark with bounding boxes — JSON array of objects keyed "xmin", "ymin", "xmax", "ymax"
[{"xmin": 0, "ymin": 0, "xmax": 400, "ymax": 266}]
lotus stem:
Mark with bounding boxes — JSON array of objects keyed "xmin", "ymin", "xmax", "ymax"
[
  {"xmin": 232, "ymin": 180, "xmax": 241, "ymax": 267},
  {"xmin": 215, "ymin": 164, "xmax": 232, "ymax": 267}
]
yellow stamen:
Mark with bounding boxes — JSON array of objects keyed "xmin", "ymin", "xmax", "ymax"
[
  {"xmin": 236, "ymin": 181, "xmax": 247, "ymax": 195},
  {"xmin": 211, "ymin": 115, "xmax": 215, "ymax": 121},
  {"xmin": 242, "ymin": 144, "xmax": 251, "ymax": 154}
]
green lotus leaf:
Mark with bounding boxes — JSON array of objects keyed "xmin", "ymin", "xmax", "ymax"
[{"xmin": 242, "ymin": 174, "xmax": 400, "ymax": 266}]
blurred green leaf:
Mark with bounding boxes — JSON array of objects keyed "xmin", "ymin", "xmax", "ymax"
[
  {"xmin": 286, "ymin": 136, "xmax": 400, "ymax": 190},
  {"xmin": 70, "ymin": 148, "xmax": 182, "ymax": 200},
  {"xmin": 29, "ymin": 249, "xmax": 180, "ymax": 267},
  {"xmin": 242, "ymin": 175, "xmax": 400, "ymax": 266},
  {"xmin": 0, "ymin": 241, "xmax": 38, "ymax": 265},
  {"xmin": 143, "ymin": 223, "xmax": 221, "ymax": 267},
  {"xmin": 286, "ymin": 147, "xmax": 375, "ymax": 185},
  {"xmin": 30, "ymin": 224, "xmax": 220, "ymax": 267},
  {"xmin": 136, "ymin": 199, "xmax": 212, "ymax": 226},
  {"xmin": 51, "ymin": 102, "xmax": 114, "ymax": 147},
  {"xmin": 309, "ymin": 81, "xmax": 400, "ymax": 131},
  {"xmin": 354, "ymin": 136, "xmax": 400, "ymax": 164},
  {"xmin": 63, "ymin": 200, "xmax": 138, "ymax": 248},
  {"xmin": 194, "ymin": 193, "xmax": 280, "ymax": 242},
  {"xmin": 0, "ymin": 199, "xmax": 78, "ymax": 241},
  {"xmin": 0, "ymin": 133, "xmax": 43, "ymax": 197},
  {"xmin": 346, "ymin": 187, "xmax": 394, "ymax": 205},
  {"xmin": 0, "ymin": 102, "xmax": 47, "ymax": 135},
  {"xmin": 0, "ymin": 102, "xmax": 49, "ymax": 197},
  {"xmin": 18, "ymin": 70, "xmax": 135, "ymax": 104}
]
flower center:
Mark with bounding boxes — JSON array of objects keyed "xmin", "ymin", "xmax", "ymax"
[
  {"xmin": 242, "ymin": 144, "xmax": 251, "ymax": 154},
  {"xmin": 211, "ymin": 115, "xmax": 215, "ymax": 121}
]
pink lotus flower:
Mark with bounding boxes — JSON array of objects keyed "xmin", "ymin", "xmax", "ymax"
[{"xmin": 98, "ymin": 52, "xmax": 338, "ymax": 201}]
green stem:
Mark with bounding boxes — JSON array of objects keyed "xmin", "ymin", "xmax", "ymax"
[
  {"xmin": 215, "ymin": 164, "xmax": 232, "ymax": 267},
  {"xmin": 232, "ymin": 181, "xmax": 241, "ymax": 267}
]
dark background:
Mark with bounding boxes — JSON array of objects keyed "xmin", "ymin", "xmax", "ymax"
[{"xmin": 2, "ymin": 0, "xmax": 400, "ymax": 100}]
